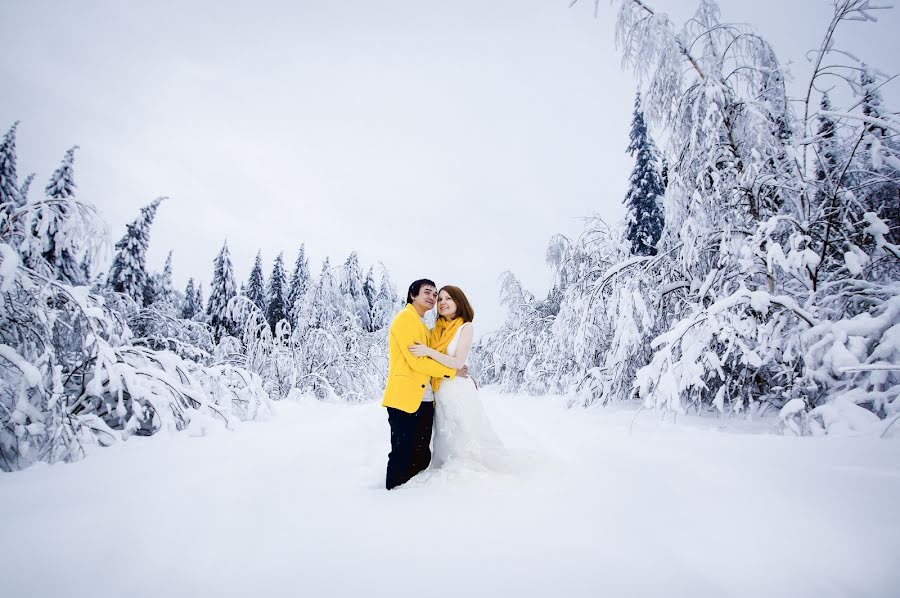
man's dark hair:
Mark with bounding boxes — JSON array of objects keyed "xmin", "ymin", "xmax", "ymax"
[{"xmin": 407, "ymin": 279, "xmax": 436, "ymax": 304}]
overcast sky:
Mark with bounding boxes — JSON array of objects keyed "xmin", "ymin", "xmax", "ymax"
[{"xmin": 2, "ymin": 0, "xmax": 898, "ymax": 333}]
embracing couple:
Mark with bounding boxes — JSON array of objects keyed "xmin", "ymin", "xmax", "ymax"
[{"xmin": 382, "ymin": 279, "xmax": 505, "ymax": 490}]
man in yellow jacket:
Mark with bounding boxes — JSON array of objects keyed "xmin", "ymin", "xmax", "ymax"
[{"xmin": 383, "ymin": 278, "xmax": 464, "ymax": 490}]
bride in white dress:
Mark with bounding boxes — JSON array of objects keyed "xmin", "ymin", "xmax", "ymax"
[{"xmin": 409, "ymin": 285, "xmax": 507, "ymax": 471}]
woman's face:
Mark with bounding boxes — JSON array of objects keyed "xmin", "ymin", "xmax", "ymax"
[{"xmin": 437, "ymin": 290, "xmax": 457, "ymax": 319}]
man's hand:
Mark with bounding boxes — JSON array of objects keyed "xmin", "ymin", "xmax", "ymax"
[{"xmin": 456, "ymin": 365, "xmax": 469, "ymax": 378}]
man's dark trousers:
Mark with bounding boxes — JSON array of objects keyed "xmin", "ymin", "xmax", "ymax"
[{"xmin": 386, "ymin": 401, "xmax": 435, "ymax": 490}]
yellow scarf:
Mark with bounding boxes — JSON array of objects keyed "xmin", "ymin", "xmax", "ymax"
[{"xmin": 430, "ymin": 316, "xmax": 465, "ymax": 392}]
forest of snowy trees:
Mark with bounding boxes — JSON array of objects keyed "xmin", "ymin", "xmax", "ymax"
[
  {"xmin": 0, "ymin": 129, "xmax": 403, "ymax": 470},
  {"xmin": 472, "ymin": 0, "xmax": 900, "ymax": 436},
  {"xmin": 1, "ymin": 0, "xmax": 898, "ymax": 473}
]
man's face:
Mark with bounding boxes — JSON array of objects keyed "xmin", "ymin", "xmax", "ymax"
[{"xmin": 411, "ymin": 284, "xmax": 438, "ymax": 313}]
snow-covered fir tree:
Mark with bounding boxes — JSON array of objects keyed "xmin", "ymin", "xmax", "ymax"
[
  {"xmin": 160, "ymin": 252, "xmax": 175, "ymax": 302},
  {"xmin": 17, "ymin": 173, "xmax": 34, "ymax": 206},
  {"xmin": 339, "ymin": 251, "xmax": 364, "ymax": 299},
  {"xmin": 20, "ymin": 146, "xmax": 92, "ymax": 284},
  {"xmin": 301, "ymin": 258, "xmax": 338, "ymax": 330},
  {"xmin": 245, "ymin": 250, "xmax": 267, "ymax": 314},
  {"xmin": 623, "ymin": 93, "xmax": 664, "ymax": 256},
  {"xmin": 266, "ymin": 252, "xmax": 289, "ymax": 334},
  {"xmin": 363, "ymin": 266, "xmax": 377, "ymax": 331},
  {"xmin": 0, "ymin": 122, "xmax": 21, "ymax": 210},
  {"xmin": 207, "ymin": 240, "xmax": 237, "ymax": 341},
  {"xmin": 44, "ymin": 145, "xmax": 78, "ymax": 199},
  {"xmin": 107, "ymin": 198, "xmax": 164, "ymax": 304},
  {"xmin": 814, "ymin": 93, "xmax": 840, "ymax": 209},
  {"xmin": 181, "ymin": 277, "xmax": 199, "ymax": 319},
  {"xmin": 194, "ymin": 281, "xmax": 204, "ymax": 319},
  {"xmin": 287, "ymin": 243, "xmax": 311, "ymax": 326},
  {"xmin": 860, "ymin": 64, "xmax": 886, "ymax": 139},
  {"xmin": 340, "ymin": 251, "xmax": 371, "ymax": 330},
  {"xmin": 145, "ymin": 250, "xmax": 176, "ymax": 312},
  {"xmin": 371, "ymin": 269, "xmax": 402, "ymax": 330},
  {"xmin": 19, "ymin": 173, "xmax": 35, "ymax": 205}
]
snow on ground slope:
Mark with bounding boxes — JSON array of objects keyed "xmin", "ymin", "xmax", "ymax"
[{"xmin": 2, "ymin": 389, "xmax": 899, "ymax": 598}]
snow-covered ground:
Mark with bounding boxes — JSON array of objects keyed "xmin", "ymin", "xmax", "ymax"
[{"xmin": 2, "ymin": 389, "xmax": 899, "ymax": 598}]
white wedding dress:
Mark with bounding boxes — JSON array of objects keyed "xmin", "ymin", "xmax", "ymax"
[{"xmin": 431, "ymin": 323, "xmax": 507, "ymax": 471}]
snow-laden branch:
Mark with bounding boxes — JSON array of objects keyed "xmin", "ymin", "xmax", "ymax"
[
  {"xmin": 839, "ymin": 363, "xmax": 900, "ymax": 373},
  {"xmin": 819, "ymin": 110, "xmax": 900, "ymax": 131}
]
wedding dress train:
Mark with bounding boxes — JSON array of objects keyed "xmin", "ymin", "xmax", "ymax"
[{"xmin": 431, "ymin": 323, "xmax": 507, "ymax": 471}]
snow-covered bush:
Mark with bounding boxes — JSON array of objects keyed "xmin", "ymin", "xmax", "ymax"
[
  {"xmin": 128, "ymin": 306, "xmax": 215, "ymax": 363},
  {"xmin": 801, "ymin": 291, "xmax": 900, "ymax": 420}
]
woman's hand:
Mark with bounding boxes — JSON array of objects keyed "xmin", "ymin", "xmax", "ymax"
[{"xmin": 409, "ymin": 342, "xmax": 432, "ymax": 357}]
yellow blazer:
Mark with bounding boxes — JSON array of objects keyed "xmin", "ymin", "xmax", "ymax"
[{"xmin": 381, "ymin": 304, "xmax": 457, "ymax": 413}]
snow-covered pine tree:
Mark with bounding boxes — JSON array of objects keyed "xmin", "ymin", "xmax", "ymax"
[
  {"xmin": 207, "ymin": 240, "xmax": 237, "ymax": 341},
  {"xmin": 287, "ymin": 243, "xmax": 311, "ymax": 326},
  {"xmin": 181, "ymin": 277, "xmax": 198, "ymax": 319},
  {"xmin": 17, "ymin": 174, "xmax": 34, "ymax": 206},
  {"xmin": 194, "ymin": 281, "xmax": 204, "ymax": 320},
  {"xmin": 43, "ymin": 145, "xmax": 90, "ymax": 281},
  {"xmin": 339, "ymin": 251, "xmax": 364, "ymax": 299},
  {"xmin": 266, "ymin": 252, "xmax": 289, "ymax": 334},
  {"xmin": 107, "ymin": 198, "xmax": 164, "ymax": 304},
  {"xmin": 246, "ymin": 250, "xmax": 267, "ymax": 314},
  {"xmin": 340, "ymin": 251, "xmax": 370, "ymax": 330},
  {"xmin": 44, "ymin": 146, "xmax": 77, "ymax": 199},
  {"xmin": 307, "ymin": 258, "xmax": 341, "ymax": 330},
  {"xmin": 363, "ymin": 266, "xmax": 377, "ymax": 331},
  {"xmin": 20, "ymin": 145, "xmax": 92, "ymax": 284},
  {"xmin": 146, "ymin": 250, "xmax": 176, "ymax": 312},
  {"xmin": 0, "ymin": 122, "xmax": 21, "ymax": 210},
  {"xmin": 371, "ymin": 269, "xmax": 401, "ymax": 330},
  {"xmin": 814, "ymin": 93, "xmax": 840, "ymax": 207},
  {"xmin": 860, "ymin": 64, "xmax": 886, "ymax": 139},
  {"xmin": 623, "ymin": 93, "xmax": 665, "ymax": 256},
  {"xmin": 161, "ymin": 252, "xmax": 175, "ymax": 301},
  {"xmin": 0, "ymin": 124, "xmax": 29, "ymax": 259},
  {"xmin": 143, "ymin": 257, "xmax": 159, "ymax": 307}
]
